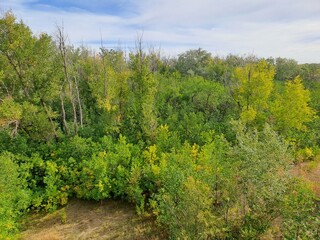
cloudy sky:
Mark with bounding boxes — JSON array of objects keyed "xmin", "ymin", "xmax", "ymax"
[{"xmin": 1, "ymin": 0, "xmax": 320, "ymax": 63}]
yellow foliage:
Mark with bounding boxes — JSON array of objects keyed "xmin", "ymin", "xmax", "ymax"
[
  {"xmin": 296, "ymin": 147, "xmax": 314, "ymax": 162},
  {"xmin": 234, "ymin": 60, "xmax": 275, "ymax": 114},
  {"xmin": 97, "ymin": 180, "xmax": 104, "ymax": 192},
  {"xmin": 151, "ymin": 164, "xmax": 160, "ymax": 175},
  {"xmin": 240, "ymin": 107, "xmax": 257, "ymax": 123},
  {"xmin": 160, "ymin": 124, "xmax": 169, "ymax": 132},
  {"xmin": 143, "ymin": 145, "xmax": 158, "ymax": 164},
  {"xmin": 0, "ymin": 97, "xmax": 22, "ymax": 126},
  {"xmin": 271, "ymin": 76, "xmax": 316, "ymax": 132},
  {"xmin": 105, "ymin": 98, "xmax": 112, "ymax": 111},
  {"xmin": 191, "ymin": 144, "xmax": 198, "ymax": 161}
]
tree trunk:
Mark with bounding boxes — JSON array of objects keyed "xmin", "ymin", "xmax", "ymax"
[
  {"xmin": 60, "ymin": 91, "xmax": 69, "ymax": 135},
  {"xmin": 68, "ymin": 78, "xmax": 78, "ymax": 135},
  {"xmin": 41, "ymin": 99, "xmax": 58, "ymax": 140},
  {"xmin": 56, "ymin": 24, "xmax": 78, "ymax": 135},
  {"xmin": 74, "ymin": 74, "xmax": 83, "ymax": 128}
]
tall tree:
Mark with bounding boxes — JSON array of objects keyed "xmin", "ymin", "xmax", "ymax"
[
  {"xmin": 176, "ymin": 48, "xmax": 212, "ymax": 78},
  {"xmin": 55, "ymin": 24, "xmax": 81, "ymax": 135},
  {"xmin": 232, "ymin": 60, "xmax": 275, "ymax": 124},
  {"xmin": 0, "ymin": 11, "xmax": 35, "ymax": 99},
  {"xmin": 0, "ymin": 12, "xmax": 59, "ymax": 140},
  {"xmin": 275, "ymin": 57, "xmax": 300, "ymax": 81},
  {"xmin": 127, "ymin": 36, "xmax": 158, "ymax": 142},
  {"xmin": 270, "ymin": 76, "xmax": 316, "ymax": 133}
]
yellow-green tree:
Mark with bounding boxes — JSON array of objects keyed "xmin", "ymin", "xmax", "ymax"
[
  {"xmin": 88, "ymin": 48, "xmax": 130, "ymax": 135},
  {"xmin": 270, "ymin": 76, "xmax": 316, "ymax": 133},
  {"xmin": 127, "ymin": 38, "xmax": 158, "ymax": 143},
  {"xmin": 0, "ymin": 97, "xmax": 22, "ymax": 136},
  {"xmin": 233, "ymin": 60, "xmax": 275, "ymax": 124},
  {"xmin": 0, "ymin": 12, "xmax": 59, "ymax": 140}
]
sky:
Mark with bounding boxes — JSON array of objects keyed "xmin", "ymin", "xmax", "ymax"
[{"xmin": 1, "ymin": 0, "xmax": 320, "ymax": 63}]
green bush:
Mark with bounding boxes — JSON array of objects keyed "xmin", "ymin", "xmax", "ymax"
[
  {"xmin": 281, "ymin": 179, "xmax": 320, "ymax": 239},
  {"xmin": 0, "ymin": 152, "xmax": 31, "ymax": 239}
]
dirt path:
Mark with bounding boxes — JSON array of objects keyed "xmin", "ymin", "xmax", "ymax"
[
  {"xmin": 291, "ymin": 160, "xmax": 320, "ymax": 196},
  {"xmin": 19, "ymin": 199, "xmax": 166, "ymax": 240}
]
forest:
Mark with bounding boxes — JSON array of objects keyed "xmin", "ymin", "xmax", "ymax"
[{"xmin": 1, "ymin": 11, "xmax": 320, "ymax": 239}]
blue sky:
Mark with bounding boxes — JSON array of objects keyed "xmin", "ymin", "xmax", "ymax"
[{"xmin": 1, "ymin": 0, "xmax": 320, "ymax": 63}]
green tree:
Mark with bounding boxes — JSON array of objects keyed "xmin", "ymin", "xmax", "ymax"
[
  {"xmin": 0, "ymin": 152, "xmax": 31, "ymax": 239},
  {"xmin": 281, "ymin": 179, "xmax": 320, "ymax": 239},
  {"xmin": 275, "ymin": 57, "xmax": 300, "ymax": 81},
  {"xmin": 0, "ymin": 97, "xmax": 22, "ymax": 136},
  {"xmin": 0, "ymin": 12, "xmax": 59, "ymax": 140},
  {"xmin": 126, "ymin": 37, "xmax": 158, "ymax": 143},
  {"xmin": 232, "ymin": 121, "xmax": 292, "ymax": 238},
  {"xmin": 176, "ymin": 48, "xmax": 212, "ymax": 78}
]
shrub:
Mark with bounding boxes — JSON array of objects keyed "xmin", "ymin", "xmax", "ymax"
[{"xmin": 0, "ymin": 152, "xmax": 31, "ymax": 239}]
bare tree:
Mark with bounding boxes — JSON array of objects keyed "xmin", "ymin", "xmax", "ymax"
[
  {"xmin": 100, "ymin": 31, "xmax": 107, "ymax": 100},
  {"xmin": 55, "ymin": 23, "xmax": 78, "ymax": 135},
  {"xmin": 74, "ymin": 72, "xmax": 83, "ymax": 128}
]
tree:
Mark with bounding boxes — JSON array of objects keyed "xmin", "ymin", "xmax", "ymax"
[
  {"xmin": 275, "ymin": 57, "xmax": 300, "ymax": 81},
  {"xmin": 0, "ymin": 152, "xmax": 31, "ymax": 238},
  {"xmin": 0, "ymin": 11, "xmax": 35, "ymax": 99},
  {"xmin": 232, "ymin": 121, "xmax": 292, "ymax": 238},
  {"xmin": 126, "ymin": 36, "xmax": 158, "ymax": 143},
  {"xmin": 176, "ymin": 48, "xmax": 212, "ymax": 78},
  {"xmin": 0, "ymin": 97, "xmax": 22, "ymax": 136},
  {"xmin": 232, "ymin": 60, "xmax": 275, "ymax": 124},
  {"xmin": 100, "ymin": 48, "xmax": 130, "ymax": 131},
  {"xmin": 55, "ymin": 24, "xmax": 79, "ymax": 135},
  {"xmin": 0, "ymin": 12, "xmax": 59, "ymax": 140},
  {"xmin": 270, "ymin": 76, "xmax": 316, "ymax": 133}
]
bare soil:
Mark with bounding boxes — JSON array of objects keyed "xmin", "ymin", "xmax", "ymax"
[
  {"xmin": 290, "ymin": 160, "xmax": 320, "ymax": 196},
  {"xmin": 19, "ymin": 199, "xmax": 166, "ymax": 240}
]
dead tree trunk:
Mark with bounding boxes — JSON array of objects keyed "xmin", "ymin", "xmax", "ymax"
[
  {"xmin": 74, "ymin": 73, "xmax": 83, "ymax": 128},
  {"xmin": 59, "ymin": 87, "xmax": 69, "ymax": 135},
  {"xmin": 40, "ymin": 98, "xmax": 58, "ymax": 140},
  {"xmin": 56, "ymin": 24, "xmax": 78, "ymax": 135}
]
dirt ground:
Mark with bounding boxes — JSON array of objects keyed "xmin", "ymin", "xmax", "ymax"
[
  {"xmin": 290, "ymin": 160, "xmax": 320, "ymax": 196},
  {"xmin": 19, "ymin": 199, "xmax": 166, "ymax": 240}
]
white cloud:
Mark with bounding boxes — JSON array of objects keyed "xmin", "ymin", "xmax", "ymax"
[{"xmin": 1, "ymin": 0, "xmax": 320, "ymax": 63}]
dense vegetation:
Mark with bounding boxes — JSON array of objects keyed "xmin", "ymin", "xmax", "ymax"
[{"xmin": 1, "ymin": 11, "xmax": 320, "ymax": 239}]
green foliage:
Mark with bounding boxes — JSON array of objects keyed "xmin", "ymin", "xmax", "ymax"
[
  {"xmin": 127, "ymin": 47, "xmax": 158, "ymax": 143},
  {"xmin": 281, "ymin": 179, "xmax": 320, "ymax": 239},
  {"xmin": 43, "ymin": 161, "xmax": 68, "ymax": 211},
  {"xmin": 154, "ymin": 125, "xmax": 181, "ymax": 152},
  {"xmin": 20, "ymin": 102, "xmax": 57, "ymax": 142},
  {"xmin": 0, "ymin": 11, "xmax": 58, "ymax": 102},
  {"xmin": 275, "ymin": 57, "xmax": 300, "ymax": 81},
  {"xmin": 151, "ymin": 137, "xmax": 234, "ymax": 239},
  {"xmin": 231, "ymin": 121, "xmax": 292, "ymax": 237},
  {"xmin": 0, "ymin": 97, "xmax": 22, "ymax": 126},
  {"xmin": 1, "ymin": 11, "xmax": 320, "ymax": 240},
  {"xmin": 54, "ymin": 135, "xmax": 99, "ymax": 161},
  {"xmin": 175, "ymin": 48, "xmax": 213, "ymax": 79},
  {"xmin": 76, "ymin": 152, "xmax": 111, "ymax": 200},
  {"xmin": 0, "ymin": 152, "xmax": 31, "ymax": 239},
  {"xmin": 0, "ymin": 97, "xmax": 22, "ymax": 137}
]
